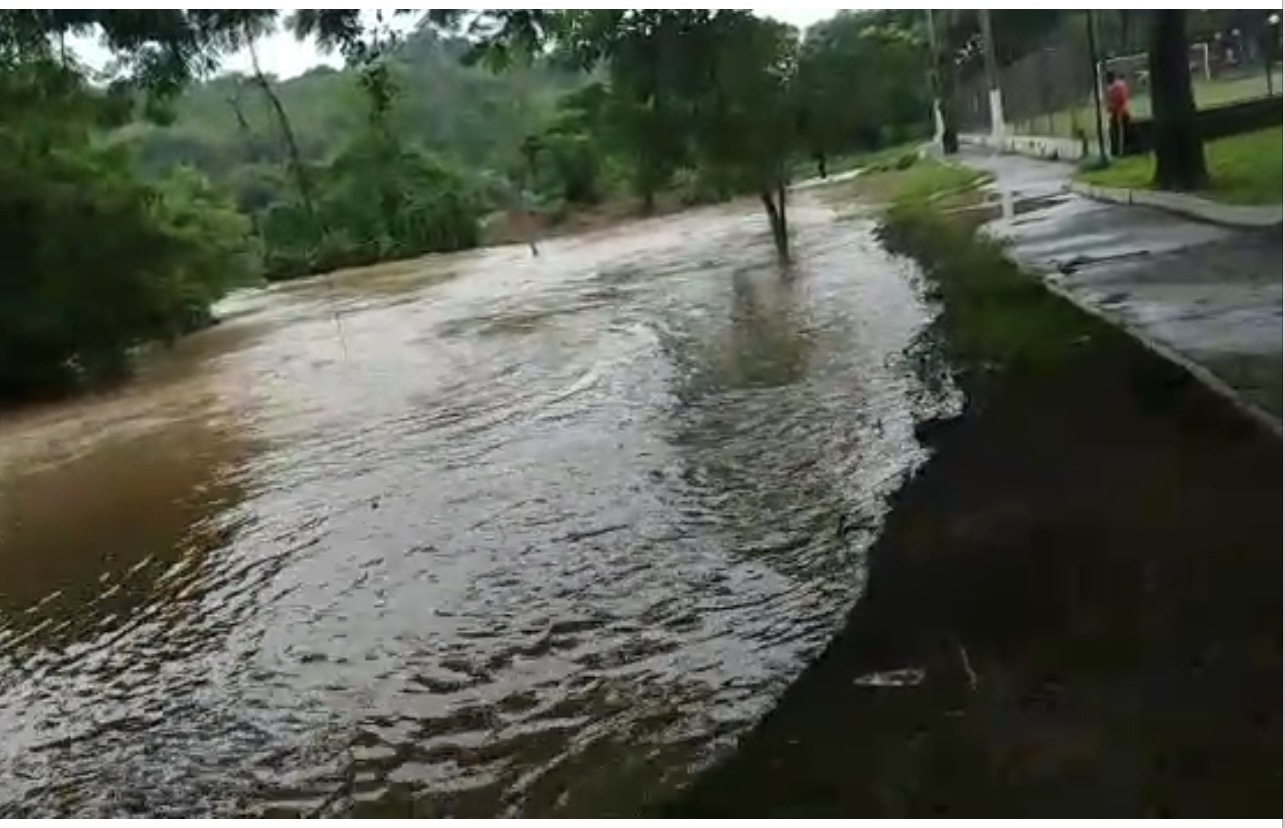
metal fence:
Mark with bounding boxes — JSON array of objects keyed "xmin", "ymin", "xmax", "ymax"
[{"xmin": 951, "ymin": 13, "xmax": 1282, "ymax": 141}]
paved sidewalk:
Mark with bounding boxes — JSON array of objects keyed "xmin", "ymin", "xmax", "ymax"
[
  {"xmin": 1068, "ymin": 181, "xmax": 1282, "ymax": 229},
  {"xmin": 959, "ymin": 148, "xmax": 1282, "ymax": 428}
]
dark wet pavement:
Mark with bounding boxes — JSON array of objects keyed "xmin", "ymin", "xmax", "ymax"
[
  {"xmin": 960, "ymin": 149, "xmax": 1282, "ymax": 423},
  {"xmin": 0, "ymin": 194, "xmax": 954, "ymax": 817}
]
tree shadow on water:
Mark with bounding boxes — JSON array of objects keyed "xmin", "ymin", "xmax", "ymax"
[
  {"xmin": 720, "ymin": 263, "xmax": 812, "ymax": 392},
  {"xmin": 657, "ymin": 259, "xmax": 856, "ymax": 585}
]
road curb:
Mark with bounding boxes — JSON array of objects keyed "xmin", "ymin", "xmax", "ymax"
[
  {"xmin": 935, "ymin": 148, "xmax": 1281, "ymax": 438},
  {"xmin": 1036, "ymin": 273, "xmax": 1283, "ymax": 438},
  {"xmin": 1068, "ymin": 181, "xmax": 1283, "ymax": 229}
]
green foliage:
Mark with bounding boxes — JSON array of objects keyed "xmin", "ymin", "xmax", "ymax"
[
  {"xmin": 877, "ymin": 159, "xmax": 988, "ymax": 205},
  {"xmin": 109, "ymin": 16, "xmax": 519, "ymax": 284},
  {"xmin": 879, "ymin": 196, "xmax": 1094, "ymax": 372},
  {"xmin": 457, "ymin": 10, "xmax": 805, "ymax": 255},
  {"xmin": 0, "ymin": 6, "xmax": 979, "ymax": 402},
  {"xmin": 259, "ymin": 134, "xmax": 483, "ymax": 281},
  {"xmin": 687, "ymin": 14, "xmax": 799, "ymax": 191},
  {"xmin": 0, "ymin": 12, "xmax": 264, "ymax": 403},
  {"xmin": 796, "ymin": 12, "xmax": 933, "ymax": 161},
  {"xmin": 125, "ymin": 24, "xmax": 580, "ymax": 202},
  {"xmin": 453, "ymin": 8, "xmax": 947, "ymax": 258},
  {"xmin": 1076, "ymin": 125, "xmax": 1283, "ymax": 204}
]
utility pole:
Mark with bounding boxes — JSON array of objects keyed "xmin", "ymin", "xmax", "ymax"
[{"xmin": 978, "ymin": 9, "xmax": 1006, "ymax": 142}]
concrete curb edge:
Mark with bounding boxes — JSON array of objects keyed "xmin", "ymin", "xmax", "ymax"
[
  {"xmin": 955, "ymin": 149, "xmax": 1282, "ymax": 437},
  {"xmin": 1068, "ymin": 181, "xmax": 1283, "ymax": 229},
  {"xmin": 1035, "ymin": 268, "xmax": 1283, "ymax": 439}
]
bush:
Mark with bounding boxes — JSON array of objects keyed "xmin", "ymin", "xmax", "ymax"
[
  {"xmin": 256, "ymin": 141, "xmax": 484, "ymax": 282},
  {"xmin": 0, "ymin": 140, "xmax": 257, "ymax": 402}
]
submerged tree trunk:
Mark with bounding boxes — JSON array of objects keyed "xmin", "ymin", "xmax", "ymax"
[
  {"xmin": 1148, "ymin": 10, "xmax": 1208, "ymax": 190},
  {"xmin": 759, "ymin": 183, "xmax": 789, "ymax": 264}
]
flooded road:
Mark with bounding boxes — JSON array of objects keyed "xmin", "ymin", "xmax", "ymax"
[{"xmin": 0, "ymin": 193, "xmax": 950, "ymax": 817}]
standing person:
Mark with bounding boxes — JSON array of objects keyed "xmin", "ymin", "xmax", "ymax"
[{"xmin": 1105, "ymin": 70, "xmax": 1132, "ymax": 157}]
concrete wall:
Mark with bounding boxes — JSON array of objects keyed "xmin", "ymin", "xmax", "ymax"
[{"xmin": 960, "ymin": 132, "xmax": 1088, "ymax": 162}]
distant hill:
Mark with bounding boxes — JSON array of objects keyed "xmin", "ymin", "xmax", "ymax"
[{"xmin": 126, "ymin": 23, "xmax": 582, "ymax": 189}]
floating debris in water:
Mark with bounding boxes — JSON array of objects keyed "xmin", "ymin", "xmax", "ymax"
[{"xmin": 852, "ymin": 667, "xmax": 925, "ymax": 688}]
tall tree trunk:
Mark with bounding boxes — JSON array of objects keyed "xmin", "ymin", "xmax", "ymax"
[
  {"xmin": 936, "ymin": 37, "xmax": 961, "ymax": 154},
  {"xmin": 1148, "ymin": 10, "xmax": 1208, "ymax": 190},
  {"xmin": 247, "ymin": 36, "xmax": 320, "ymax": 245},
  {"xmin": 225, "ymin": 87, "xmax": 267, "ymax": 247}
]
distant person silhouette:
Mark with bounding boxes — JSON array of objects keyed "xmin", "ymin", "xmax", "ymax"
[{"xmin": 1105, "ymin": 70, "xmax": 1132, "ymax": 157}]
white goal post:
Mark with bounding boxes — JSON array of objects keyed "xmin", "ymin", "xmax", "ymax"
[{"xmin": 1097, "ymin": 42, "xmax": 1212, "ymax": 91}]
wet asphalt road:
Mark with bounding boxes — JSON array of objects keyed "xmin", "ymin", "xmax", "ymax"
[{"xmin": 960, "ymin": 148, "xmax": 1282, "ymax": 424}]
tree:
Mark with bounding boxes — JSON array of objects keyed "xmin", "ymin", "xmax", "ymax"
[
  {"xmin": 796, "ymin": 13, "xmax": 933, "ymax": 169},
  {"xmin": 242, "ymin": 21, "xmax": 322, "ymax": 251},
  {"xmin": 442, "ymin": 9, "xmax": 803, "ymax": 262},
  {"xmin": 125, "ymin": 15, "xmax": 580, "ymax": 209},
  {"xmin": 686, "ymin": 14, "xmax": 799, "ymax": 260},
  {"xmin": 0, "ymin": 11, "xmax": 269, "ymax": 401},
  {"xmin": 1148, "ymin": 10, "xmax": 1208, "ymax": 190},
  {"xmin": 248, "ymin": 32, "xmax": 485, "ymax": 281}
]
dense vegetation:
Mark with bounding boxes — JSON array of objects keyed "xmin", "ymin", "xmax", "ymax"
[
  {"xmin": 119, "ymin": 25, "xmax": 586, "ymax": 280},
  {"xmin": 2, "ymin": 8, "xmax": 1228, "ymax": 405},
  {"xmin": 0, "ymin": 11, "xmax": 579, "ymax": 403},
  {"xmin": 0, "ymin": 13, "xmax": 263, "ymax": 402}
]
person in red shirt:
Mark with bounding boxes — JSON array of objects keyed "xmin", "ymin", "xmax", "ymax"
[{"xmin": 1105, "ymin": 70, "xmax": 1132, "ymax": 157}]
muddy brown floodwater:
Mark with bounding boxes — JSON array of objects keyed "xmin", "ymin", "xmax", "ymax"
[{"xmin": 0, "ymin": 193, "xmax": 954, "ymax": 817}]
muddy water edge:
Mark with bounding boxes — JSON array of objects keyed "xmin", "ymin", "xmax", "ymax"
[{"xmin": 0, "ymin": 191, "xmax": 965, "ymax": 817}]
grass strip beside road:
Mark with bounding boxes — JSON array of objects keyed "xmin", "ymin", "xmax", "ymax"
[
  {"xmin": 817, "ymin": 155, "xmax": 992, "ymax": 216},
  {"xmin": 788, "ymin": 141, "xmax": 932, "ymax": 182},
  {"xmin": 1075, "ymin": 125, "xmax": 1282, "ymax": 205}
]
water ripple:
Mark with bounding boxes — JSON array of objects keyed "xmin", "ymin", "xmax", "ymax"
[{"xmin": 0, "ymin": 193, "xmax": 955, "ymax": 817}]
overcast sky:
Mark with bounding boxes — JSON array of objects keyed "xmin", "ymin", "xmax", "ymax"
[{"xmin": 76, "ymin": 8, "xmax": 848, "ymax": 80}]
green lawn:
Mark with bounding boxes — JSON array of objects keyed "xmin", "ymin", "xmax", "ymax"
[
  {"xmin": 819, "ymin": 156, "xmax": 990, "ymax": 209},
  {"xmin": 1012, "ymin": 70, "xmax": 1282, "ymax": 139},
  {"xmin": 788, "ymin": 141, "xmax": 929, "ymax": 182},
  {"xmin": 1075, "ymin": 125, "xmax": 1283, "ymax": 205}
]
